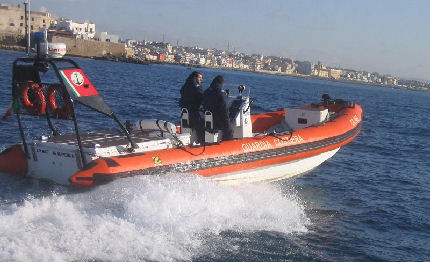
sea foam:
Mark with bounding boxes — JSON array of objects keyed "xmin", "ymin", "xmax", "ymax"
[{"xmin": 0, "ymin": 173, "xmax": 308, "ymax": 261}]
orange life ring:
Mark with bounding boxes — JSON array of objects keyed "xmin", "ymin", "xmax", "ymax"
[
  {"xmin": 47, "ymin": 84, "xmax": 72, "ymax": 119},
  {"xmin": 20, "ymin": 81, "xmax": 46, "ymax": 115}
]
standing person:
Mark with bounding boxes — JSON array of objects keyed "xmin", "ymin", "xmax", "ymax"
[
  {"xmin": 179, "ymin": 71, "xmax": 204, "ymax": 143},
  {"xmin": 203, "ymin": 75, "xmax": 233, "ymax": 141}
]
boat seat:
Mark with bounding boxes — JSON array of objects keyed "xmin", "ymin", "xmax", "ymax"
[
  {"xmin": 180, "ymin": 108, "xmax": 199, "ymax": 144},
  {"xmin": 180, "ymin": 108, "xmax": 190, "ymax": 129},
  {"xmin": 204, "ymin": 111, "xmax": 222, "ymax": 143}
]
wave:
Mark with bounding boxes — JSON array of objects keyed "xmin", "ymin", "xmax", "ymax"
[{"xmin": 0, "ymin": 173, "xmax": 308, "ymax": 261}]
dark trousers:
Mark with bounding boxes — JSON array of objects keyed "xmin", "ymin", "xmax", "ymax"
[
  {"xmin": 222, "ymin": 127, "xmax": 233, "ymax": 140},
  {"xmin": 189, "ymin": 109, "xmax": 204, "ymax": 143},
  {"xmin": 212, "ymin": 116, "xmax": 233, "ymax": 141}
]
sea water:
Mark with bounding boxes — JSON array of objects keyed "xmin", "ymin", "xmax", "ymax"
[{"xmin": 0, "ymin": 49, "xmax": 429, "ymax": 261}]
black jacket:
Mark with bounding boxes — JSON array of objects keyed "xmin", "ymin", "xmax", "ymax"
[
  {"xmin": 203, "ymin": 81, "xmax": 232, "ymax": 135},
  {"xmin": 179, "ymin": 76, "xmax": 203, "ymax": 112}
]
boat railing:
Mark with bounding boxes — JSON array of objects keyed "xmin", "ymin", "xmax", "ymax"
[{"xmin": 10, "ymin": 56, "xmax": 136, "ymax": 169}]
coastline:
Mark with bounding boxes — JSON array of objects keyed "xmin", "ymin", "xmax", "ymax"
[
  {"xmin": 1, "ymin": 46, "xmax": 426, "ymax": 92},
  {"xmin": 154, "ymin": 61, "xmax": 428, "ymax": 92}
]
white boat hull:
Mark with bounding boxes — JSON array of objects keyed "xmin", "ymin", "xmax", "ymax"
[{"xmin": 212, "ymin": 148, "xmax": 340, "ymax": 185}]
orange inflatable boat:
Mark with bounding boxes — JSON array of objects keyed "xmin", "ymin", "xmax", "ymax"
[{"xmin": 0, "ymin": 48, "xmax": 362, "ymax": 187}]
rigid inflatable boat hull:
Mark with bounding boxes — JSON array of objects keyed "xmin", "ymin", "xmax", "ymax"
[
  {"xmin": 70, "ymin": 104, "xmax": 361, "ymax": 187},
  {"xmin": 1, "ymin": 100, "xmax": 362, "ymax": 187},
  {"xmin": 211, "ymin": 148, "xmax": 340, "ymax": 185}
]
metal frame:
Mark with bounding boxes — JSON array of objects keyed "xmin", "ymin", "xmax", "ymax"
[{"xmin": 11, "ymin": 56, "xmax": 135, "ymax": 169}]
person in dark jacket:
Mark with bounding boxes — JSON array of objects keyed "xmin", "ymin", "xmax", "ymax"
[
  {"xmin": 203, "ymin": 75, "xmax": 233, "ymax": 141},
  {"xmin": 179, "ymin": 71, "xmax": 204, "ymax": 142}
]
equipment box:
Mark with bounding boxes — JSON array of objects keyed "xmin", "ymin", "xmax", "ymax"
[{"xmin": 285, "ymin": 108, "xmax": 328, "ymax": 130}]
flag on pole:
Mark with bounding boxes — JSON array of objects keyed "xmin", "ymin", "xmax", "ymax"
[
  {"xmin": 1, "ymin": 105, "xmax": 12, "ymax": 120},
  {"xmin": 2, "ymin": 98, "xmax": 19, "ymax": 121}
]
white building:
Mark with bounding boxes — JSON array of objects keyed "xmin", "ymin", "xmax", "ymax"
[
  {"xmin": 95, "ymin": 32, "xmax": 119, "ymax": 43},
  {"xmin": 55, "ymin": 18, "xmax": 95, "ymax": 39},
  {"xmin": 125, "ymin": 39, "xmax": 136, "ymax": 47},
  {"xmin": 196, "ymin": 54, "xmax": 206, "ymax": 65}
]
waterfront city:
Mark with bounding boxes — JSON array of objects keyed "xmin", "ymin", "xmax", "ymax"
[{"xmin": 0, "ymin": 2, "xmax": 428, "ymax": 91}]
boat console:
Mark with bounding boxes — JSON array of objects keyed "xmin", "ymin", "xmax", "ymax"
[
  {"xmin": 226, "ymin": 92, "xmax": 253, "ymax": 139},
  {"xmin": 203, "ymin": 85, "xmax": 253, "ymax": 143}
]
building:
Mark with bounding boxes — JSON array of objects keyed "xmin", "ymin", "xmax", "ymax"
[
  {"xmin": 95, "ymin": 31, "xmax": 119, "ymax": 43},
  {"xmin": 329, "ymin": 69, "xmax": 341, "ymax": 79},
  {"xmin": 0, "ymin": 3, "xmax": 52, "ymax": 36},
  {"xmin": 315, "ymin": 68, "xmax": 329, "ymax": 78},
  {"xmin": 382, "ymin": 76, "xmax": 396, "ymax": 85},
  {"xmin": 157, "ymin": 53, "xmax": 166, "ymax": 62},
  {"xmin": 282, "ymin": 63, "xmax": 295, "ymax": 74},
  {"xmin": 166, "ymin": 54, "xmax": 175, "ymax": 62},
  {"xmin": 174, "ymin": 54, "xmax": 183, "ymax": 63},
  {"xmin": 295, "ymin": 61, "xmax": 313, "ymax": 75},
  {"xmin": 54, "ymin": 18, "xmax": 95, "ymax": 39},
  {"xmin": 124, "ymin": 47, "xmax": 134, "ymax": 58},
  {"xmin": 197, "ymin": 55, "xmax": 206, "ymax": 65},
  {"xmin": 184, "ymin": 53, "xmax": 195, "ymax": 64},
  {"xmin": 226, "ymin": 57, "xmax": 233, "ymax": 67}
]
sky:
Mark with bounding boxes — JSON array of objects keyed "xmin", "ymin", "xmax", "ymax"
[{"xmin": 5, "ymin": 0, "xmax": 430, "ymax": 80}]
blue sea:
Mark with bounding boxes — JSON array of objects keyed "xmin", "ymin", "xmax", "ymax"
[{"xmin": 0, "ymin": 49, "xmax": 429, "ymax": 261}]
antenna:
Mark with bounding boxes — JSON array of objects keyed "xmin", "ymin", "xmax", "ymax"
[{"xmin": 24, "ymin": 0, "xmax": 31, "ymax": 56}]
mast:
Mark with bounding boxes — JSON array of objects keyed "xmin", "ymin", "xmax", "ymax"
[{"xmin": 24, "ymin": 0, "xmax": 31, "ymax": 56}]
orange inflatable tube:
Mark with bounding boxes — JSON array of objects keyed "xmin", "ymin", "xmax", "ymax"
[
  {"xmin": 0, "ymin": 144, "xmax": 28, "ymax": 175},
  {"xmin": 70, "ymin": 104, "xmax": 362, "ymax": 187}
]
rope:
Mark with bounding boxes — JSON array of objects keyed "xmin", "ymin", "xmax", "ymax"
[
  {"xmin": 171, "ymin": 131, "xmax": 206, "ymax": 156},
  {"xmin": 268, "ymin": 131, "xmax": 293, "ymax": 142},
  {"xmin": 164, "ymin": 122, "xmax": 207, "ymax": 156},
  {"xmin": 155, "ymin": 119, "xmax": 164, "ymax": 137},
  {"xmin": 253, "ymin": 125, "xmax": 294, "ymax": 142}
]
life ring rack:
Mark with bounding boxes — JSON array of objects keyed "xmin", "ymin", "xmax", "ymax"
[
  {"xmin": 20, "ymin": 81, "xmax": 46, "ymax": 116},
  {"xmin": 47, "ymin": 84, "xmax": 72, "ymax": 119}
]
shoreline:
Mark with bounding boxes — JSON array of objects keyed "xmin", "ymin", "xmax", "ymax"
[
  {"xmin": 1, "ymin": 46, "xmax": 427, "ymax": 92},
  {"xmin": 152, "ymin": 61, "xmax": 428, "ymax": 92}
]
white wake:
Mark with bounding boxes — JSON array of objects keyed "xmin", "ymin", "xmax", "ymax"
[{"xmin": 0, "ymin": 173, "xmax": 309, "ymax": 261}]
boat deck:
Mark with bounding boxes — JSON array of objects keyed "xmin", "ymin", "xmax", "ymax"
[{"xmin": 46, "ymin": 130, "xmax": 165, "ymax": 148}]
